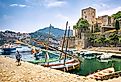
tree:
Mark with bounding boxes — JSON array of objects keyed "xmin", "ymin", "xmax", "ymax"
[
  {"xmin": 94, "ymin": 38, "xmax": 102, "ymax": 46},
  {"xmin": 112, "ymin": 11, "xmax": 121, "ymax": 20},
  {"xmin": 109, "ymin": 33, "xmax": 119, "ymax": 47},
  {"xmin": 73, "ymin": 18, "xmax": 89, "ymax": 32},
  {"xmin": 94, "ymin": 22, "xmax": 100, "ymax": 32},
  {"xmin": 104, "ymin": 38, "xmax": 110, "ymax": 47},
  {"xmin": 94, "ymin": 27, "xmax": 100, "ymax": 33},
  {"xmin": 73, "ymin": 18, "xmax": 89, "ymax": 38},
  {"xmin": 115, "ymin": 20, "xmax": 120, "ymax": 33},
  {"xmin": 88, "ymin": 34, "xmax": 96, "ymax": 46}
]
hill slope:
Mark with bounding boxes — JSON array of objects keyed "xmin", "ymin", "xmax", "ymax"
[{"xmin": 30, "ymin": 25, "xmax": 73, "ymax": 40}]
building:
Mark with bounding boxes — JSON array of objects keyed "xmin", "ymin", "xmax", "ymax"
[
  {"xmin": 82, "ymin": 7, "xmax": 96, "ymax": 32},
  {"xmin": 97, "ymin": 15, "xmax": 114, "ymax": 27},
  {"xmin": 0, "ymin": 31, "xmax": 31, "ymax": 45}
]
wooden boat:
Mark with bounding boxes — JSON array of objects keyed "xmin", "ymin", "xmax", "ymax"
[
  {"xmin": 28, "ymin": 50, "xmax": 80, "ymax": 71},
  {"xmin": 2, "ymin": 44, "xmax": 16, "ymax": 55},
  {"xmin": 29, "ymin": 58, "xmax": 80, "ymax": 71},
  {"xmin": 42, "ymin": 58, "xmax": 80, "ymax": 71},
  {"xmin": 29, "ymin": 22, "xmax": 80, "ymax": 71}
]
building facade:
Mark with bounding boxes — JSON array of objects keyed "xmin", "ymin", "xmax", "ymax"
[
  {"xmin": 82, "ymin": 7, "xmax": 96, "ymax": 32},
  {"xmin": 97, "ymin": 15, "xmax": 114, "ymax": 27}
]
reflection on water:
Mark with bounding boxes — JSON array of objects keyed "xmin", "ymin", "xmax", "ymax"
[
  {"xmin": 71, "ymin": 58, "xmax": 121, "ymax": 76},
  {"xmin": 1, "ymin": 52, "xmax": 121, "ymax": 76}
]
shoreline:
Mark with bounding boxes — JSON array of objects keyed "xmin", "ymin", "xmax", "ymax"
[
  {"xmin": 83, "ymin": 47, "xmax": 121, "ymax": 54},
  {"xmin": 0, "ymin": 56, "xmax": 88, "ymax": 82},
  {"xmin": 0, "ymin": 55, "xmax": 121, "ymax": 82}
]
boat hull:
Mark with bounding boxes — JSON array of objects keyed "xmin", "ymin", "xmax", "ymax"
[
  {"xmin": 29, "ymin": 58, "xmax": 80, "ymax": 71},
  {"xmin": 2, "ymin": 48, "xmax": 16, "ymax": 55},
  {"xmin": 42, "ymin": 59, "xmax": 80, "ymax": 71}
]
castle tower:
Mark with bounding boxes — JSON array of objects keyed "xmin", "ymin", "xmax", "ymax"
[{"xmin": 82, "ymin": 7, "xmax": 96, "ymax": 32}]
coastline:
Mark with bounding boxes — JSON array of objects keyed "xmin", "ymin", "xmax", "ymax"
[
  {"xmin": 0, "ymin": 56, "xmax": 87, "ymax": 82},
  {"xmin": 0, "ymin": 55, "xmax": 121, "ymax": 82}
]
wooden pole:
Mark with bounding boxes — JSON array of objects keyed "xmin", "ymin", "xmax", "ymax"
[
  {"xmin": 45, "ymin": 24, "xmax": 51, "ymax": 65},
  {"xmin": 59, "ymin": 21, "xmax": 68, "ymax": 60},
  {"xmin": 64, "ymin": 26, "xmax": 70, "ymax": 66}
]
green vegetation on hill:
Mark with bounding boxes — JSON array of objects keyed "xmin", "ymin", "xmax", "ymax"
[
  {"xmin": 112, "ymin": 11, "xmax": 121, "ymax": 20},
  {"xmin": 30, "ymin": 25, "xmax": 73, "ymax": 40},
  {"xmin": 89, "ymin": 33, "xmax": 121, "ymax": 47}
]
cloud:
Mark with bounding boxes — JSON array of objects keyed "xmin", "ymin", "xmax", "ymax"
[
  {"xmin": 55, "ymin": 14, "xmax": 77, "ymax": 29},
  {"xmin": 10, "ymin": 4, "xmax": 18, "ymax": 7},
  {"xmin": 10, "ymin": 4, "xmax": 28, "ymax": 8},
  {"xmin": 25, "ymin": 0, "xmax": 41, "ymax": 6},
  {"xmin": 92, "ymin": 3, "xmax": 110, "ymax": 10},
  {"xmin": 25, "ymin": 0, "xmax": 67, "ymax": 8},
  {"xmin": 56, "ymin": 14, "xmax": 69, "ymax": 20},
  {"xmin": 97, "ymin": 6, "xmax": 121, "ymax": 16},
  {"xmin": 44, "ymin": 0, "xmax": 67, "ymax": 8}
]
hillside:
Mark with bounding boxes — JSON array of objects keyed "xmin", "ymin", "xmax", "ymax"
[{"xmin": 30, "ymin": 25, "xmax": 73, "ymax": 40}]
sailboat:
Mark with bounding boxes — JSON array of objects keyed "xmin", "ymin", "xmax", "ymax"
[{"xmin": 29, "ymin": 22, "xmax": 80, "ymax": 71}]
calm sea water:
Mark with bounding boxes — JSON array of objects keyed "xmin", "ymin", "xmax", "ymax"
[
  {"xmin": 1, "ymin": 51, "xmax": 121, "ymax": 76},
  {"xmin": 71, "ymin": 58, "xmax": 121, "ymax": 76}
]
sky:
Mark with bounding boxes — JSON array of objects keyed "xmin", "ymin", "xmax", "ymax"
[{"xmin": 0, "ymin": 0, "xmax": 121, "ymax": 33}]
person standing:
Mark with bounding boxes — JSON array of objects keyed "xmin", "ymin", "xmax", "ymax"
[{"xmin": 16, "ymin": 50, "xmax": 22, "ymax": 66}]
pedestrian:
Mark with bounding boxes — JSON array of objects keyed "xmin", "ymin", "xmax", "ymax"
[{"xmin": 16, "ymin": 50, "xmax": 22, "ymax": 66}]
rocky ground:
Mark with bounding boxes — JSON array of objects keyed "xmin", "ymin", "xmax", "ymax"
[{"xmin": 0, "ymin": 56, "xmax": 121, "ymax": 82}]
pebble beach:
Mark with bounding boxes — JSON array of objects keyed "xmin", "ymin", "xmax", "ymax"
[{"xmin": 0, "ymin": 56, "xmax": 121, "ymax": 82}]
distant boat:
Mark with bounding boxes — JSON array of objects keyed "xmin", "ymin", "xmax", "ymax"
[
  {"xmin": 16, "ymin": 45, "xmax": 31, "ymax": 52},
  {"xmin": 0, "ymin": 49, "xmax": 3, "ymax": 55},
  {"xmin": 2, "ymin": 44, "xmax": 16, "ymax": 55},
  {"xmin": 80, "ymin": 51, "xmax": 96, "ymax": 59},
  {"xmin": 97, "ymin": 59, "xmax": 111, "ymax": 63},
  {"xmin": 97, "ymin": 53, "xmax": 113, "ymax": 60}
]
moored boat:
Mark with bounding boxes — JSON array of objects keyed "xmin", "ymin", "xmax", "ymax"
[
  {"xmin": 2, "ymin": 44, "xmax": 16, "ymax": 55},
  {"xmin": 43, "ymin": 58, "xmax": 80, "ymax": 71},
  {"xmin": 28, "ymin": 50, "xmax": 80, "ymax": 71}
]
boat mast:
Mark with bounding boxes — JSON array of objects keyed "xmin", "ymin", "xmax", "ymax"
[
  {"xmin": 64, "ymin": 26, "xmax": 70, "ymax": 66},
  {"xmin": 45, "ymin": 24, "xmax": 51, "ymax": 65},
  {"xmin": 59, "ymin": 21, "xmax": 68, "ymax": 60},
  {"xmin": 65, "ymin": 26, "xmax": 70, "ymax": 52}
]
